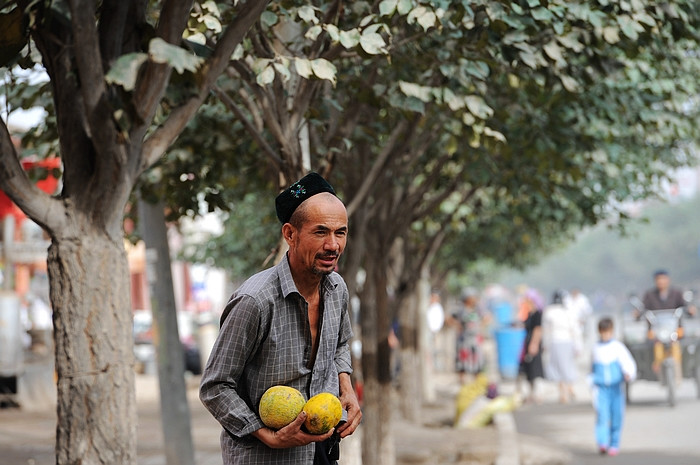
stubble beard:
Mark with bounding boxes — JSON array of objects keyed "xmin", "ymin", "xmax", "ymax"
[{"xmin": 312, "ymin": 254, "xmax": 338, "ymax": 276}]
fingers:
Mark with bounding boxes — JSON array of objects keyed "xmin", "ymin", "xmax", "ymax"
[
  {"xmin": 288, "ymin": 411, "xmax": 307, "ymax": 429},
  {"xmin": 337, "ymin": 404, "xmax": 362, "ymax": 438}
]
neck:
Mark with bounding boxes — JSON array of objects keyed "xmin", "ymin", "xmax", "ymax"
[{"xmin": 289, "ymin": 265, "xmax": 323, "ymax": 301}]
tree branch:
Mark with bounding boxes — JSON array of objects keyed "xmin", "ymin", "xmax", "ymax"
[
  {"xmin": 97, "ymin": 0, "xmax": 132, "ymax": 69},
  {"xmin": 131, "ymin": 0, "xmax": 194, "ymax": 125},
  {"xmin": 0, "ymin": 121, "xmax": 65, "ymax": 233},
  {"xmin": 345, "ymin": 118, "xmax": 411, "ymax": 218},
  {"xmin": 141, "ymin": 1, "xmax": 272, "ymax": 172},
  {"xmin": 67, "ymin": 0, "xmax": 105, "ymax": 115},
  {"xmin": 212, "ymin": 85, "xmax": 283, "ymax": 169}
]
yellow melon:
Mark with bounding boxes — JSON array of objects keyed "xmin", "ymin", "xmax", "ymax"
[
  {"xmin": 303, "ymin": 392, "xmax": 343, "ymax": 434},
  {"xmin": 259, "ymin": 385, "xmax": 306, "ymax": 430}
]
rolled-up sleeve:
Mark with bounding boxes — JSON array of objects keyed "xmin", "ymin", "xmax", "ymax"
[
  {"xmin": 334, "ymin": 311, "xmax": 354, "ymax": 375},
  {"xmin": 333, "ymin": 284, "xmax": 354, "ymax": 375},
  {"xmin": 199, "ymin": 295, "xmax": 266, "ymax": 438}
]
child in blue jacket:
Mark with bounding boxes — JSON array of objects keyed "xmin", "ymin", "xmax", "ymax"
[{"xmin": 591, "ymin": 317, "xmax": 637, "ymax": 456}]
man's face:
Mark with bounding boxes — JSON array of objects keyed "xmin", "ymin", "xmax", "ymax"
[
  {"xmin": 286, "ymin": 194, "xmax": 348, "ymax": 277},
  {"xmin": 655, "ymin": 274, "xmax": 670, "ymax": 292}
]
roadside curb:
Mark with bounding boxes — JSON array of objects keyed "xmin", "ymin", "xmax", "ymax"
[{"xmin": 494, "ymin": 411, "xmax": 520, "ymax": 465}]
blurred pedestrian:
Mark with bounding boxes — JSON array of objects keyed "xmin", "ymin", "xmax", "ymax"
[
  {"xmin": 542, "ymin": 290, "xmax": 581, "ymax": 403},
  {"xmin": 517, "ymin": 288, "xmax": 544, "ymax": 403},
  {"xmin": 447, "ymin": 288, "xmax": 486, "ymax": 384},
  {"xmin": 27, "ymin": 294, "xmax": 53, "ymax": 354},
  {"xmin": 427, "ymin": 291, "xmax": 445, "ymax": 334},
  {"xmin": 564, "ymin": 287, "xmax": 593, "ymax": 339},
  {"xmin": 426, "ymin": 290, "xmax": 446, "ymax": 370},
  {"xmin": 590, "ymin": 317, "xmax": 636, "ymax": 457}
]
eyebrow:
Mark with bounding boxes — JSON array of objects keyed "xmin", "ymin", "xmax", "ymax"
[{"xmin": 314, "ymin": 224, "xmax": 348, "ymax": 233}]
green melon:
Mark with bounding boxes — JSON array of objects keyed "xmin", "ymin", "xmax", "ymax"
[{"xmin": 259, "ymin": 385, "xmax": 306, "ymax": 430}]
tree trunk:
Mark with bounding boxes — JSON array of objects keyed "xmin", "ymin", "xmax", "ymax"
[
  {"xmin": 140, "ymin": 199, "xmax": 195, "ymax": 465},
  {"xmin": 49, "ymin": 232, "xmax": 136, "ymax": 465},
  {"xmin": 360, "ymin": 259, "xmax": 395, "ymax": 465}
]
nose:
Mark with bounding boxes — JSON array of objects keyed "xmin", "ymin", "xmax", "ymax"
[{"xmin": 324, "ymin": 234, "xmax": 342, "ymax": 252}]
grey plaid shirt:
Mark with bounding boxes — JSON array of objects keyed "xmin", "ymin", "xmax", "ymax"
[{"xmin": 199, "ymin": 254, "xmax": 354, "ymax": 464}]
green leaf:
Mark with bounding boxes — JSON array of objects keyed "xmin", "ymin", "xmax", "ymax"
[
  {"xmin": 185, "ymin": 32, "xmax": 207, "ymax": 46},
  {"xmin": 273, "ymin": 61, "xmax": 291, "ymax": 82},
  {"xmin": 261, "ymin": 11, "xmax": 278, "ymax": 27},
  {"xmin": 531, "ymin": 7, "xmax": 553, "ymax": 22},
  {"xmin": 399, "ymin": 81, "xmax": 432, "ymax": 102},
  {"xmin": 149, "ymin": 38, "xmax": 203, "ymax": 74},
  {"xmin": 311, "ymin": 58, "xmax": 337, "ymax": 85},
  {"xmin": 339, "ymin": 29, "xmax": 361, "ymax": 48},
  {"xmin": 256, "ymin": 64, "xmax": 275, "ymax": 87},
  {"xmin": 397, "ymin": 0, "xmax": 413, "ymax": 15},
  {"xmin": 617, "ymin": 15, "xmax": 643, "ymax": 40},
  {"xmin": 294, "ymin": 58, "xmax": 313, "ymax": 79},
  {"xmin": 557, "ymin": 34, "xmax": 584, "ymax": 53},
  {"xmin": 503, "ymin": 31, "xmax": 528, "ymax": 45},
  {"xmin": 231, "ymin": 44, "xmax": 244, "ymax": 61},
  {"xmin": 379, "ymin": 0, "xmax": 398, "ymax": 17},
  {"xmin": 543, "ymin": 40, "xmax": 564, "ymax": 65},
  {"xmin": 202, "ymin": 14, "xmax": 221, "ymax": 33},
  {"xmin": 201, "ymin": 1, "xmax": 220, "ymax": 16},
  {"xmin": 105, "ymin": 53, "xmax": 148, "ymax": 91},
  {"xmin": 298, "ymin": 6, "xmax": 318, "ymax": 24},
  {"xmin": 559, "ymin": 74, "xmax": 579, "ymax": 92},
  {"xmin": 443, "ymin": 88, "xmax": 465, "ymax": 111},
  {"xmin": 602, "ymin": 26, "xmax": 620, "ymax": 44},
  {"xmin": 519, "ymin": 50, "xmax": 538, "ymax": 69},
  {"xmin": 484, "ymin": 126, "xmax": 506, "ymax": 143},
  {"xmin": 408, "ymin": 7, "xmax": 437, "ymax": 31},
  {"xmin": 305, "ymin": 25, "xmax": 323, "ymax": 40},
  {"xmin": 465, "ymin": 61, "xmax": 490, "ymax": 80},
  {"xmin": 464, "ymin": 95, "xmax": 493, "ymax": 119},
  {"xmin": 360, "ymin": 31, "xmax": 387, "ymax": 55}
]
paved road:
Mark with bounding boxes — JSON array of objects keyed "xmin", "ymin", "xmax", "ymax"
[{"xmin": 513, "ymin": 378, "xmax": 700, "ymax": 465}]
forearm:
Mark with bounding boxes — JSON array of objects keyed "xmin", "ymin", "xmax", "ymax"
[{"xmin": 336, "ymin": 372, "xmax": 362, "ymax": 438}]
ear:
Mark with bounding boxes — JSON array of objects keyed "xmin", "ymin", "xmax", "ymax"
[{"xmin": 281, "ymin": 223, "xmax": 295, "ymax": 246}]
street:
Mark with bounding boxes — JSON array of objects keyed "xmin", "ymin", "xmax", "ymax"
[{"xmin": 513, "ymin": 377, "xmax": 700, "ymax": 465}]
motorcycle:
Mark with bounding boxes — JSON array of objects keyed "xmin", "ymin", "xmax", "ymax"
[{"xmin": 623, "ymin": 295, "xmax": 700, "ymax": 407}]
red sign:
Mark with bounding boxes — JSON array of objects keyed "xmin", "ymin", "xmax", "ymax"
[{"xmin": 0, "ymin": 158, "xmax": 61, "ymax": 223}]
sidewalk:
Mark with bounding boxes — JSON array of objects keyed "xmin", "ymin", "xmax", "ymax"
[{"xmin": 0, "ymin": 371, "xmax": 535, "ymax": 465}]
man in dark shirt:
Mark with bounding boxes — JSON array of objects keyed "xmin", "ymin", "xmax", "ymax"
[{"xmin": 642, "ymin": 269, "xmax": 687, "ymax": 311}]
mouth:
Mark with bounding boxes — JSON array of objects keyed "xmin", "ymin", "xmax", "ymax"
[{"xmin": 317, "ymin": 254, "xmax": 338, "ymax": 266}]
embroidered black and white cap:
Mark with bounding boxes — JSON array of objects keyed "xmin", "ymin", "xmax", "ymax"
[{"xmin": 275, "ymin": 172, "xmax": 337, "ymax": 224}]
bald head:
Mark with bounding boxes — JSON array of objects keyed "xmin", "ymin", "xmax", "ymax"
[{"xmin": 289, "ymin": 193, "xmax": 346, "ymax": 230}]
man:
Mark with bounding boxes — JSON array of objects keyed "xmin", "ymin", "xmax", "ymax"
[
  {"xmin": 200, "ymin": 172, "xmax": 362, "ymax": 465},
  {"xmin": 642, "ymin": 269, "xmax": 692, "ymax": 312}
]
